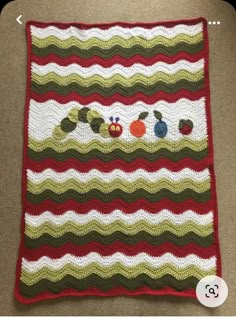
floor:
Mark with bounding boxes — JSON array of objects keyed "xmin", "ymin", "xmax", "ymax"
[{"xmin": 0, "ymin": 0, "xmax": 235, "ymax": 316}]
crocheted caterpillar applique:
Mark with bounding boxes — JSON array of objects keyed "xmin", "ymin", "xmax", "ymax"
[{"xmin": 53, "ymin": 107, "xmax": 114, "ymax": 140}]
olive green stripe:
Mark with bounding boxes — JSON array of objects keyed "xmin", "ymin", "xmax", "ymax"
[
  {"xmin": 32, "ymin": 70, "xmax": 203, "ymax": 87},
  {"xmin": 28, "ymin": 137, "xmax": 208, "ymax": 153},
  {"xmin": 21, "ymin": 264, "xmax": 215, "ymax": 286},
  {"xmin": 27, "ymin": 147, "xmax": 209, "ymax": 162},
  {"xmin": 26, "ymin": 189, "xmax": 211, "ymax": 204},
  {"xmin": 24, "ymin": 231, "xmax": 214, "ymax": 249},
  {"xmin": 32, "ymin": 42, "xmax": 204, "ymax": 59},
  {"xmin": 31, "ymin": 79, "xmax": 204, "ymax": 96},
  {"xmin": 32, "ymin": 33, "xmax": 203, "ymax": 49},
  {"xmin": 28, "ymin": 178, "xmax": 210, "ymax": 194},
  {"xmin": 25, "ymin": 221, "xmax": 213, "ymax": 239},
  {"xmin": 19, "ymin": 274, "xmax": 200, "ymax": 297}
]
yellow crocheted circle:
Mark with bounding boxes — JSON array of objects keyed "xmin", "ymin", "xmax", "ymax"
[
  {"xmin": 68, "ymin": 108, "xmax": 80, "ymax": 123},
  {"xmin": 87, "ymin": 110, "xmax": 101, "ymax": 123},
  {"xmin": 52, "ymin": 125, "xmax": 68, "ymax": 140},
  {"xmin": 99, "ymin": 123, "xmax": 110, "ymax": 138}
]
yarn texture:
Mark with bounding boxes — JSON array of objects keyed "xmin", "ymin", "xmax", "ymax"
[{"xmin": 15, "ymin": 17, "xmax": 221, "ymax": 303}]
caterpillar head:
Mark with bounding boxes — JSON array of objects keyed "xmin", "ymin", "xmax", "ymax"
[{"xmin": 108, "ymin": 116, "xmax": 123, "ymax": 138}]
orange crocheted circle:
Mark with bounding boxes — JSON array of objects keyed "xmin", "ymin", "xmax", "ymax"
[{"xmin": 130, "ymin": 120, "xmax": 146, "ymax": 137}]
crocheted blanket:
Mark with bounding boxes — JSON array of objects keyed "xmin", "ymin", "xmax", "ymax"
[{"xmin": 15, "ymin": 17, "xmax": 221, "ymax": 303}]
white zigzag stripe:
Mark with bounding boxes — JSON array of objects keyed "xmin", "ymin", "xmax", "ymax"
[
  {"xmin": 31, "ymin": 23, "xmax": 203, "ymax": 41},
  {"xmin": 25, "ymin": 210, "xmax": 213, "ymax": 227},
  {"xmin": 27, "ymin": 168, "xmax": 210, "ymax": 183},
  {"xmin": 32, "ymin": 60, "xmax": 204, "ymax": 77},
  {"xmin": 22, "ymin": 253, "xmax": 216, "ymax": 272},
  {"xmin": 28, "ymin": 98, "xmax": 207, "ymax": 142},
  {"xmin": 29, "ymin": 98, "xmax": 205, "ymax": 110}
]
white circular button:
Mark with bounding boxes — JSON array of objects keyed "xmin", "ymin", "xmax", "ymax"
[{"xmin": 196, "ymin": 275, "xmax": 228, "ymax": 308}]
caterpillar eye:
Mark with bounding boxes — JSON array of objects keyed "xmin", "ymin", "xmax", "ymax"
[
  {"xmin": 110, "ymin": 125, "xmax": 115, "ymax": 131},
  {"xmin": 116, "ymin": 126, "xmax": 120, "ymax": 131}
]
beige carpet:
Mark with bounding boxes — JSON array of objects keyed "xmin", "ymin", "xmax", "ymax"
[{"xmin": 0, "ymin": 0, "xmax": 235, "ymax": 316}]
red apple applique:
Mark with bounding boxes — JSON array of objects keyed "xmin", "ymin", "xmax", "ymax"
[{"xmin": 179, "ymin": 119, "xmax": 193, "ymax": 135}]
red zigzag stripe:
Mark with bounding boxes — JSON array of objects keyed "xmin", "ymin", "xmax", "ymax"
[
  {"xmin": 25, "ymin": 199, "xmax": 214, "ymax": 215},
  {"xmin": 31, "ymin": 52, "xmax": 205, "ymax": 67},
  {"xmin": 31, "ymin": 18, "xmax": 204, "ymax": 30},
  {"xmin": 27, "ymin": 158, "xmax": 211, "ymax": 173},
  {"xmin": 15, "ymin": 285, "xmax": 196, "ymax": 304},
  {"xmin": 23, "ymin": 242, "xmax": 216, "ymax": 260}
]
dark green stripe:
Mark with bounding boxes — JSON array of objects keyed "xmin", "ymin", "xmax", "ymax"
[
  {"xmin": 31, "ymin": 79, "xmax": 204, "ymax": 96},
  {"xmin": 20, "ymin": 274, "xmax": 198, "ymax": 297},
  {"xmin": 26, "ymin": 189, "xmax": 211, "ymax": 204},
  {"xmin": 24, "ymin": 231, "xmax": 214, "ymax": 249},
  {"xmin": 27, "ymin": 147, "xmax": 209, "ymax": 162},
  {"xmin": 32, "ymin": 42, "xmax": 204, "ymax": 59}
]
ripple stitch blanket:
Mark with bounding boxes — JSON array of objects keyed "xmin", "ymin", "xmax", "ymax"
[{"xmin": 15, "ymin": 17, "xmax": 221, "ymax": 303}]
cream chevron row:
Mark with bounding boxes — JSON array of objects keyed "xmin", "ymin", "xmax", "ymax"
[
  {"xmin": 31, "ymin": 23, "xmax": 203, "ymax": 40},
  {"xmin": 15, "ymin": 17, "xmax": 221, "ymax": 304},
  {"xmin": 22, "ymin": 253, "xmax": 217, "ymax": 272},
  {"xmin": 27, "ymin": 168, "xmax": 211, "ymax": 183},
  {"xmin": 31, "ymin": 60, "xmax": 204, "ymax": 77},
  {"xmin": 25, "ymin": 210, "xmax": 214, "ymax": 226}
]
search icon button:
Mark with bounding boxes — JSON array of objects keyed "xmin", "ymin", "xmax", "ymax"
[{"xmin": 196, "ymin": 275, "xmax": 228, "ymax": 307}]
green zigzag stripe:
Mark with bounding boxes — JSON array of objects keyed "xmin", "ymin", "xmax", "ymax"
[
  {"xmin": 26, "ymin": 189, "xmax": 211, "ymax": 204},
  {"xmin": 28, "ymin": 138, "xmax": 208, "ymax": 153},
  {"xmin": 31, "ymin": 79, "xmax": 204, "ymax": 96},
  {"xmin": 24, "ymin": 231, "xmax": 214, "ymax": 249},
  {"xmin": 25, "ymin": 221, "xmax": 213, "ymax": 239},
  {"xmin": 32, "ymin": 33, "xmax": 203, "ymax": 49},
  {"xmin": 27, "ymin": 147, "xmax": 209, "ymax": 162},
  {"xmin": 19, "ymin": 274, "xmax": 201, "ymax": 297},
  {"xmin": 32, "ymin": 70, "xmax": 203, "ymax": 86},
  {"xmin": 32, "ymin": 42, "xmax": 204, "ymax": 59},
  {"xmin": 27, "ymin": 178, "xmax": 210, "ymax": 194},
  {"xmin": 21, "ymin": 264, "xmax": 216, "ymax": 286}
]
